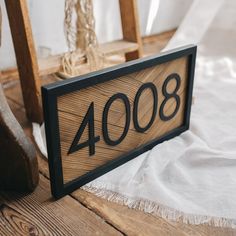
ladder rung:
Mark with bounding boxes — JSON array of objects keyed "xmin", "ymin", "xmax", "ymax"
[{"xmin": 39, "ymin": 40, "xmax": 139, "ymax": 76}]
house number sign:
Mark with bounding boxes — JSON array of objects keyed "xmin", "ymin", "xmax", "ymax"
[{"xmin": 42, "ymin": 45, "xmax": 196, "ymax": 198}]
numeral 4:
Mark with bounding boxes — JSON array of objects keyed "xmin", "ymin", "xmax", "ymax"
[{"xmin": 68, "ymin": 102, "xmax": 100, "ymax": 156}]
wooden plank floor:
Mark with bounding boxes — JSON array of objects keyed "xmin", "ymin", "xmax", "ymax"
[{"xmin": 1, "ymin": 31, "xmax": 236, "ymax": 236}]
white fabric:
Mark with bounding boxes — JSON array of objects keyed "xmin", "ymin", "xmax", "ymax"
[
  {"xmin": 32, "ymin": 123, "xmax": 47, "ymax": 157},
  {"xmin": 164, "ymin": 0, "xmax": 224, "ymax": 50},
  {"xmin": 33, "ymin": 0, "xmax": 236, "ymax": 227}
]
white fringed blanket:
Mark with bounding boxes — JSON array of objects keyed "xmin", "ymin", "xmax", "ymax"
[{"xmin": 33, "ymin": 0, "xmax": 236, "ymax": 228}]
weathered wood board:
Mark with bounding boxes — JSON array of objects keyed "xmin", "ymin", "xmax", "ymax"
[
  {"xmin": 42, "ymin": 45, "xmax": 197, "ymax": 198},
  {"xmin": 0, "ymin": 84, "xmax": 38, "ymax": 192}
]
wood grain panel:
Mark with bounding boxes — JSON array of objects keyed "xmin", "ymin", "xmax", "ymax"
[
  {"xmin": 73, "ymin": 189, "xmax": 236, "ymax": 236},
  {"xmin": 0, "ymin": 175, "xmax": 121, "ymax": 236},
  {"xmin": 57, "ymin": 57, "xmax": 188, "ymax": 183},
  {"xmin": 5, "ymin": 0, "xmax": 42, "ymax": 122},
  {"xmin": 119, "ymin": 0, "xmax": 143, "ymax": 60}
]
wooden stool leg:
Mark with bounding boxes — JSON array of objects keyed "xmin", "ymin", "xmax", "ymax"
[
  {"xmin": 0, "ymin": 84, "xmax": 39, "ymax": 192},
  {"xmin": 4, "ymin": 0, "xmax": 42, "ymax": 123},
  {"xmin": 119, "ymin": 0, "xmax": 143, "ymax": 61}
]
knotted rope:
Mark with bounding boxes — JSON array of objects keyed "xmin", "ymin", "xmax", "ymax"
[{"xmin": 62, "ymin": 0, "xmax": 103, "ymax": 77}]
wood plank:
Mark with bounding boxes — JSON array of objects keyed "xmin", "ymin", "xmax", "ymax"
[
  {"xmin": 0, "ymin": 68, "xmax": 19, "ymax": 84},
  {"xmin": 0, "ymin": 29, "xmax": 170, "ymax": 85},
  {"xmin": 38, "ymin": 53, "xmax": 84, "ymax": 78},
  {"xmin": 119, "ymin": 0, "xmax": 143, "ymax": 60},
  {"xmin": 142, "ymin": 29, "xmax": 176, "ymax": 44},
  {"xmin": 0, "ymin": 175, "xmax": 122, "ymax": 236},
  {"xmin": 3, "ymin": 75, "xmax": 61, "ymax": 108},
  {"xmin": 28, "ymin": 152, "xmax": 236, "ymax": 236},
  {"xmin": 5, "ymin": 0, "xmax": 42, "ymax": 123},
  {"xmin": 0, "ymin": 84, "xmax": 38, "ymax": 192},
  {"xmin": 143, "ymin": 29, "xmax": 176, "ymax": 55},
  {"xmin": 0, "ymin": 40, "xmax": 139, "ymax": 83},
  {"xmin": 3, "ymin": 30, "xmax": 236, "ymax": 236},
  {"xmin": 101, "ymin": 40, "xmax": 139, "ymax": 56},
  {"xmin": 72, "ymin": 190, "xmax": 236, "ymax": 236},
  {"xmin": 42, "ymin": 40, "xmax": 138, "ymax": 78}
]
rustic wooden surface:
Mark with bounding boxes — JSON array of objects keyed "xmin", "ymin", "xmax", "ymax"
[
  {"xmin": 5, "ymin": 0, "xmax": 42, "ymax": 123},
  {"xmin": 4, "ymin": 0, "xmax": 142, "ymax": 124},
  {"xmin": 119, "ymin": 0, "xmax": 143, "ymax": 60},
  {"xmin": 0, "ymin": 39, "xmax": 140, "ymax": 83},
  {"xmin": 1, "ymin": 32, "xmax": 236, "ymax": 236},
  {"xmin": 0, "ymin": 175, "xmax": 121, "ymax": 236},
  {"xmin": 40, "ymin": 40, "xmax": 139, "ymax": 77},
  {"xmin": 0, "ymin": 84, "xmax": 38, "ymax": 192},
  {"xmin": 58, "ymin": 57, "xmax": 188, "ymax": 183},
  {"xmin": 0, "ymin": 30, "xmax": 174, "ymax": 87}
]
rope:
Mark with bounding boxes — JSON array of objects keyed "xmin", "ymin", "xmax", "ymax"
[
  {"xmin": 64, "ymin": 0, "xmax": 77, "ymax": 52},
  {"xmin": 62, "ymin": 0, "xmax": 103, "ymax": 77}
]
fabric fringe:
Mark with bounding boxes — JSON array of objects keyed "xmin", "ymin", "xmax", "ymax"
[{"xmin": 82, "ymin": 183, "xmax": 236, "ymax": 229}]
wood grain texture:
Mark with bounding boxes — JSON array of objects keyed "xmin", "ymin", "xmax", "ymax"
[
  {"xmin": 119, "ymin": 0, "xmax": 143, "ymax": 60},
  {"xmin": 0, "ymin": 84, "xmax": 39, "ymax": 192},
  {"xmin": 40, "ymin": 39, "xmax": 139, "ymax": 78},
  {"xmin": 32, "ymin": 144, "xmax": 236, "ymax": 236},
  {"xmin": 3, "ymin": 32, "xmax": 236, "ymax": 236},
  {"xmin": 4, "ymin": 0, "xmax": 142, "ymax": 123},
  {"xmin": 58, "ymin": 57, "xmax": 188, "ymax": 183},
  {"xmin": 0, "ymin": 39, "xmax": 140, "ymax": 84},
  {"xmin": 0, "ymin": 40, "xmax": 138, "ymax": 84},
  {"xmin": 0, "ymin": 175, "xmax": 122, "ymax": 236},
  {"xmin": 4, "ymin": 70, "xmax": 236, "ymax": 236},
  {"xmin": 73, "ymin": 189, "xmax": 236, "ymax": 236},
  {"xmin": 5, "ymin": 0, "xmax": 42, "ymax": 123},
  {"xmin": 143, "ymin": 29, "xmax": 177, "ymax": 56}
]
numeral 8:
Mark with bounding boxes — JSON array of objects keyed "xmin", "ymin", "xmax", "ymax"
[{"xmin": 159, "ymin": 73, "xmax": 181, "ymax": 121}]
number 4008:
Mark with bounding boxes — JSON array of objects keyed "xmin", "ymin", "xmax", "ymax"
[{"xmin": 68, "ymin": 73, "xmax": 181, "ymax": 156}]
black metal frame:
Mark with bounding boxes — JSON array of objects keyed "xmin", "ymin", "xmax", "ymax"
[{"xmin": 42, "ymin": 45, "xmax": 197, "ymax": 199}]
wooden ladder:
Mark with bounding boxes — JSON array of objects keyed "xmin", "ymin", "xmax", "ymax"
[{"xmin": 4, "ymin": 0, "xmax": 143, "ymax": 123}]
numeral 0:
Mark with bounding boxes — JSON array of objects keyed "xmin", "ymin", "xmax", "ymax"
[
  {"xmin": 68, "ymin": 73, "xmax": 181, "ymax": 156},
  {"xmin": 133, "ymin": 83, "xmax": 158, "ymax": 133},
  {"xmin": 102, "ymin": 93, "xmax": 130, "ymax": 146}
]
